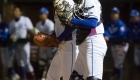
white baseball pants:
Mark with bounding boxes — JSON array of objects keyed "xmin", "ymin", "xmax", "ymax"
[
  {"xmin": 46, "ymin": 40, "xmax": 78, "ymax": 80},
  {"xmin": 74, "ymin": 34, "xmax": 107, "ymax": 80}
]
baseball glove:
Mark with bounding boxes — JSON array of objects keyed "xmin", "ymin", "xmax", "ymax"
[
  {"xmin": 33, "ymin": 33, "xmax": 59, "ymax": 48},
  {"xmin": 54, "ymin": 0, "xmax": 74, "ymax": 25}
]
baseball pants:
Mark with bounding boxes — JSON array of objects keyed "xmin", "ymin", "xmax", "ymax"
[
  {"xmin": 134, "ymin": 45, "xmax": 140, "ymax": 66},
  {"xmin": 39, "ymin": 47, "xmax": 57, "ymax": 60},
  {"xmin": 0, "ymin": 47, "xmax": 9, "ymax": 67},
  {"xmin": 111, "ymin": 43, "xmax": 129, "ymax": 68},
  {"xmin": 73, "ymin": 34, "xmax": 107, "ymax": 80},
  {"xmin": 7, "ymin": 42, "xmax": 34, "ymax": 72},
  {"xmin": 46, "ymin": 40, "xmax": 78, "ymax": 80}
]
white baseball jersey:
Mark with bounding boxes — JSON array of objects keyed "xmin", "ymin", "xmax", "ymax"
[
  {"xmin": 36, "ymin": 19, "xmax": 55, "ymax": 62},
  {"xmin": 9, "ymin": 16, "xmax": 33, "ymax": 38},
  {"xmin": 8, "ymin": 16, "xmax": 34, "ymax": 72},
  {"xmin": 36, "ymin": 19, "xmax": 54, "ymax": 34},
  {"xmin": 72, "ymin": 0, "xmax": 107, "ymax": 80}
]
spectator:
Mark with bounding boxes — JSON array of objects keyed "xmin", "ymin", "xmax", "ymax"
[
  {"xmin": 104, "ymin": 7, "xmax": 129, "ymax": 80},
  {"xmin": 127, "ymin": 9, "xmax": 140, "ymax": 72}
]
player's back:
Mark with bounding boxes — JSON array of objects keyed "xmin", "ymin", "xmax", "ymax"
[{"xmin": 9, "ymin": 16, "xmax": 33, "ymax": 39}]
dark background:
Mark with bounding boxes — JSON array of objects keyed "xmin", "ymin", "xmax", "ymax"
[{"xmin": 0, "ymin": 0, "xmax": 140, "ymax": 80}]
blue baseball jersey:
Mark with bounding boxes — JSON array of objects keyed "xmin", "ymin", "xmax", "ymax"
[
  {"xmin": 104, "ymin": 19, "xmax": 126, "ymax": 39},
  {"xmin": 127, "ymin": 20, "xmax": 140, "ymax": 42},
  {"xmin": 0, "ymin": 22, "xmax": 9, "ymax": 47}
]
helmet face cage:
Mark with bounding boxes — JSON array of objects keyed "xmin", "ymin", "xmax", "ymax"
[
  {"xmin": 73, "ymin": 0, "xmax": 81, "ymax": 4},
  {"xmin": 73, "ymin": 0, "xmax": 89, "ymax": 20}
]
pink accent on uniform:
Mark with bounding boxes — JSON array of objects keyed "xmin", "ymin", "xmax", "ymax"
[
  {"xmin": 89, "ymin": 12, "xmax": 93, "ymax": 14},
  {"xmin": 89, "ymin": 29, "xmax": 97, "ymax": 36}
]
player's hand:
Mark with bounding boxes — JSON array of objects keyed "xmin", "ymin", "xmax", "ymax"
[
  {"xmin": 10, "ymin": 35, "xmax": 18, "ymax": 42},
  {"xmin": 104, "ymin": 36, "xmax": 109, "ymax": 41},
  {"xmin": 31, "ymin": 28, "xmax": 40, "ymax": 35},
  {"xmin": 68, "ymin": 19, "xmax": 73, "ymax": 27}
]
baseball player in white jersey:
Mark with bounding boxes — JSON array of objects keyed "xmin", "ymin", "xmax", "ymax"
[
  {"xmin": 66, "ymin": 0, "xmax": 107, "ymax": 80},
  {"xmin": 46, "ymin": 0, "xmax": 78, "ymax": 80},
  {"xmin": 35, "ymin": 7, "xmax": 56, "ymax": 79},
  {"xmin": 8, "ymin": 6, "xmax": 35, "ymax": 80}
]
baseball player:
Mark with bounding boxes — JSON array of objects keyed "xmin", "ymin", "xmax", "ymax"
[
  {"xmin": 127, "ymin": 10, "xmax": 140, "ymax": 72},
  {"xmin": 0, "ymin": 14, "xmax": 10, "ymax": 80},
  {"xmin": 8, "ymin": 6, "xmax": 35, "ymax": 80},
  {"xmin": 46, "ymin": 0, "xmax": 78, "ymax": 80},
  {"xmin": 104, "ymin": 7, "xmax": 128, "ymax": 80},
  {"xmin": 64, "ymin": 0, "xmax": 107, "ymax": 80},
  {"xmin": 35, "ymin": 7, "xmax": 56, "ymax": 79}
]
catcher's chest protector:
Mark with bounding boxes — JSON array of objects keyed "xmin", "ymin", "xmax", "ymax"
[{"xmin": 76, "ymin": 28, "xmax": 91, "ymax": 45}]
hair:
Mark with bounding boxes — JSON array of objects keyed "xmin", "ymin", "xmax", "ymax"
[{"xmin": 14, "ymin": 5, "xmax": 23, "ymax": 12}]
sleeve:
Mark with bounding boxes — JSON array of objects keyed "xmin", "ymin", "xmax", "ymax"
[
  {"xmin": 71, "ymin": 18, "xmax": 98, "ymax": 29},
  {"xmin": 57, "ymin": 25, "xmax": 75, "ymax": 42},
  {"xmin": 9, "ymin": 21, "xmax": 14, "ymax": 35},
  {"xmin": 118, "ymin": 22, "xmax": 126, "ymax": 37},
  {"xmin": 103, "ymin": 24, "xmax": 111, "ymax": 37},
  {"xmin": 35, "ymin": 22, "xmax": 40, "ymax": 30},
  {"xmin": 48, "ymin": 21, "xmax": 55, "ymax": 34},
  {"xmin": 25, "ymin": 17, "xmax": 33, "ymax": 30},
  {"xmin": 85, "ymin": 0, "xmax": 101, "ymax": 19},
  {"xmin": 0, "ymin": 23, "xmax": 9, "ymax": 40}
]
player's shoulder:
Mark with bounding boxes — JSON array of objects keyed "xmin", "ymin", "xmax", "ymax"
[
  {"xmin": 105, "ymin": 21, "xmax": 112, "ymax": 27},
  {"xmin": 21, "ymin": 16, "xmax": 31, "ymax": 21},
  {"xmin": 36, "ymin": 21, "xmax": 42, "ymax": 26},
  {"xmin": 45, "ymin": 19, "xmax": 54, "ymax": 25},
  {"xmin": 117, "ymin": 19, "xmax": 126, "ymax": 26},
  {"xmin": 46, "ymin": 19, "xmax": 53, "ymax": 23}
]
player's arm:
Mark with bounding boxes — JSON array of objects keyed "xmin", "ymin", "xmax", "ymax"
[
  {"xmin": 47, "ymin": 21, "xmax": 55, "ymax": 34},
  {"xmin": 57, "ymin": 25, "xmax": 75, "ymax": 42},
  {"xmin": 103, "ymin": 24, "xmax": 112, "ymax": 41},
  {"xmin": 0, "ymin": 23, "xmax": 9, "ymax": 39},
  {"xmin": 118, "ymin": 22, "xmax": 126, "ymax": 38},
  {"xmin": 70, "ymin": 18, "xmax": 98, "ymax": 29},
  {"xmin": 25, "ymin": 17, "xmax": 37, "ymax": 36},
  {"xmin": 9, "ymin": 21, "xmax": 17, "ymax": 40}
]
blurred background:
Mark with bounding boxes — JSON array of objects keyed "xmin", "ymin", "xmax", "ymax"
[{"xmin": 0, "ymin": 0, "xmax": 140, "ymax": 80}]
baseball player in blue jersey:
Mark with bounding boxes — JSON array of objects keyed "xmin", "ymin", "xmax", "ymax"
[
  {"xmin": 59, "ymin": 0, "xmax": 107, "ymax": 80},
  {"xmin": 8, "ymin": 6, "xmax": 35, "ymax": 80},
  {"xmin": 104, "ymin": 7, "xmax": 129, "ymax": 80},
  {"xmin": 0, "ymin": 14, "xmax": 10, "ymax": 80},
  {"xmin": 127, "ymin": 9, "xmax": 140, "ymax": 72}
]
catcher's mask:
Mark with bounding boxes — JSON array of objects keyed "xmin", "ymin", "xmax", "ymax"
[{"xmin": 73, "ymin": 0, "xmax": 94, "ymax": 20}]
